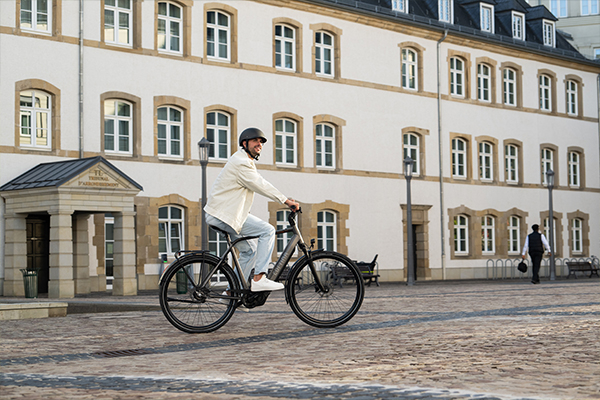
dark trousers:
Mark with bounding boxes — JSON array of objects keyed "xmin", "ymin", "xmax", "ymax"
[{"xmin": 529, "ymin": 252, "xmax": 543, "ymax": 282}]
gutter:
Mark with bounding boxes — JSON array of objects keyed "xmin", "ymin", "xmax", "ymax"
[
  {"xmin": 437, "ymin": 29, "xmax": 448, "ymax": 280},
  {"xmin": 79, "ymin": 0, "xmax": 84, "ymax": 159}
]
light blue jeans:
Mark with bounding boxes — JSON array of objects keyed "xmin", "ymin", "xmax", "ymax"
[{"xmin": 205, "ymin": 213, "xmax": 275, "ymax": 283}]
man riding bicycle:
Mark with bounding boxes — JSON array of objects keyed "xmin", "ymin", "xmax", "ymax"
[{"xmin": 204, "ymin": 127, "xmax": 300, "ymax": 292}]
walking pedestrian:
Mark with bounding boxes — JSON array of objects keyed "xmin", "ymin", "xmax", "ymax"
[{"xmin": 521, "ymin": 224, "xmax": 552, "ymax": 284}]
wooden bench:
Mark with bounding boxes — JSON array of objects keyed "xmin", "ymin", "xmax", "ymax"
[{"xmin": 566, "ymin": 261, "xmax": 600, "ymax": 279}]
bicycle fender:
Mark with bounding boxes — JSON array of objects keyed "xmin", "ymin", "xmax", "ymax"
[{"xmin": 158, "ymin": 251, "xmax": 219, "ymax": 285}]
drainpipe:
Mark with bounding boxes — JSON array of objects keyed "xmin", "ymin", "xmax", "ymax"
[
  {"xmin": 78, "ymin": 0, "xmax": 84, "ymax": 159},
  {"xmin": 597, "ymin": 74, "xmax": 600, "ymax": 183},
  {"xmin": 437, "ymin": 30, "xmax": 448, "ymax": 280},
  {"xmin": 0, "ymin": 198, "xmax": 5, "ymax": 296}
]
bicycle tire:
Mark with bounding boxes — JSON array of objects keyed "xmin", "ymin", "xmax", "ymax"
[
  {"xmin": 159, "ymin": 253, "xmax": 239, "ymax": 333},
  {"xmin": 286, "ymin": 251, "xmax": 364, "ymax": 328}
]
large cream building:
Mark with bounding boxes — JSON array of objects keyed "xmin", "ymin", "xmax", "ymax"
[{"xmin": 1, "ymin": 0, "xmax": 599, "ymax": 298}]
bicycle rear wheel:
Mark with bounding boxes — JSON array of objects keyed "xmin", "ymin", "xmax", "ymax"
[
  {"xmin": 159, "ymin": 254, "xmax": 239, "ymax": 333},
  {"xmin": 286, "ymin": 251, "xmax": 364, "ymax": 328}
]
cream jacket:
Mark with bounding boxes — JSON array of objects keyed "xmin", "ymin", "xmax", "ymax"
[{"xmin": 204, "ymin": 149, "xmax": 288, "ymax": 233}]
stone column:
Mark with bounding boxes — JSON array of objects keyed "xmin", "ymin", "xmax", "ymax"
[
  {"xmin": 3, "ymin": 213, "xmax": 27, "ymax": 297},
  {"xmin": 73, "ymin": 213, "xmax": 91, "ymax": 294},
  {"xmin": 48, "ymin": 211, "xmax": 75, "ymax": 298},
  {"xmin": 113, "ymin": 211, "xmax": 137, "ymax": 296}
]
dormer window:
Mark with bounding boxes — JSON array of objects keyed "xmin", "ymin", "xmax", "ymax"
[
  {"xmin": 480, "ymin": 4, "xmax": 494, "ymax": 32},
  {"xmin": 439, "ymin": 0, "xmax": 453, "ymax": 23},
  {"xmin": 392, "ymin": 0, "xmax": 408, "ymax": 13},
  {"xmin": 543, "ymin": 20, "xmax": 555, "ymax": 47},
  {"xmin": 512, "ymin": 12, "xmax": 525, "ymax": 40}
]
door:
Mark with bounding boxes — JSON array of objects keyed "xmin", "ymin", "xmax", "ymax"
[
  {"xmin": 411, "ymin": 224, "xmax": 418, "ymax": 281},
  {"xmin": 26, "ymin": 216, "xmax": 50, "ymax": 294}
]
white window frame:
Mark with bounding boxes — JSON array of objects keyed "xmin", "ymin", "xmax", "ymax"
[
  {"xmin": 157, "ymin": 106, "xmax": 183, "ymax": 159},
  {"xmin": 158, "ymin": 1, "xmax": 182, "ymax": 54},
  {"xmin": 550, "ymin": 0, "xmax": 568, "ymax": 17},
  {"xmin": 543, "ymin": 20, "xmax": 555, "ymax": 47},
  {"xmin": 104, "ymin": 0, "xmax": 132, "ymax": 46},
  {"xmin": 19, "ymin": 90, "xmax": 51, "ymax": 149},
  {"xmin": 581, "ymin": 0, "xmax": 599, "ymax": 15},
  {"xmin": 450, "ymin": 57, "xmax": 464, "ymax": 97},
  {"xmin": 275, "ymin": 118, "xmax": 297, "ymax": 166},
  {"xmin": 511, "ymin": 12, "xmax": 525, "ymax": 40},
  {"xmin": 571, "ymin": 218, "xmax": 582, "ymax": 253},
  {"xmin": 539, "ymin": 74, "xmax": 552, "ymax": 111},
  {"xmin": 480, "ymin": 4, "xmax": 494, "ymax": 33},
  {"xmin": 508, "ymin": 216, "xmax": 520, "ymax": 254},
  {"xmin": 316, "ymin": 123, "xmax": 335, "ymax": 169},
  {"xmin": 439, "ymin": 0, "xmax": 453, "ymax": 23},
  {"xmin": 277, "ymin": 210, "xmax": 298, "ymax": 256},
  {"xmin": 452, "ymin": 138, "xmax": 467, "ymax": 179},
  {"xmin": 275, "ymin": 24, "xmax": 295, "ymax": 71},
  {"xmin": 568, "ymin": 151, "xmax": 580, "ymax": 188},
  {"xmin": 206, "ymin": 111, "xmax": 230, "ymax": 161},
  {"xmin": 403, "ymin": 133, "xmax": 420, "ymax": 176},
  {"xmin": 477, "ymin": 64, "xmax": 491, "ymax": 102},
  {"xmin": 392, "ymin": 0, "xmax": 408, "ymax": 12},
  {"xmin": 318, "ymin": 211, "xmax": 337, "ymax": 252},
  {"xmin": 20, "ymin": 0, "xmax": 52, "ymax": 34},
  {"xmin": 481, "ymin": 215, "xmax": 495, "ymax": 255},
  {"xmin": 315, "ymin": 31, "xmax": 334, "ymax": 77},
  {"xmin": 479, "ymin": 141, "xmax": 493, "ymax": 181},
  {"xmin": 104, "ymin": 214, "xmax": 115, "ymax": 289},
  {"xmin": 541, "ymin": 148, "xmax": 554, "ymax": 185},
  {"xmin": 566, "ymin": 80, "xmax": 578, "ymax": 116},
  {"xmin": 104, "ymin": 99, "xmax": 132, "ymax": 155},
  {"xmin": 505, "ymin": 144, "xmax": 519, "ymax": 184},
  {"xmin": 158, "ymin": 205, "xmax": 185, "ymax": 256},
  {"xmin": 454, "ymin": 215, "xmax": 468, "ymax": 255},
  {"xmin": 207, "ymin": 10, "xmax": 230, "ymax": 61},
  {"xmin": 503, "ymin": 68, "xmax": 516, "ymax": 106},
  {"xmin": 402, "ymin": 48, "xmax": 418, "ymax": 90}
]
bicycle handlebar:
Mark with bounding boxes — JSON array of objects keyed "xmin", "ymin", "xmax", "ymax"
[{"xmin": 287, "ymin": 207, "xmax": 301, "ymax": 227}]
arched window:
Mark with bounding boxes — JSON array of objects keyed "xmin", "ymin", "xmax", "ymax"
[
  {"xmin": 104, "ymin": 99, "xmax": 132, "ymax": 154},
  {"xmin": 452, "ymin": 138, "xmax": 467, "ymax": 178},
  {"xmin": 19, "ymin": 90, "xmax": 51, "ymax": 148},
  {"xmin": 157, "ymin": 2, "xmax": 182, "ymax": 53},
  {"xmin": 157, "ymin": 106, "xmax": 183, "ymax": 158},
  {"xmin": 453, "ymin": 215, "xmax": 469, "ymax": 254},
  {"xmin": 450, "ymin": 57, "xmax": 464, "ymax": 97},
  {"xmin": 477, "ymin": 64, "xmax": 491, "ymax": 102},
  {"xmin": 539, "ymin": 74, "xmax": 552, "ymax": 111},
  {"xmin": 505, "ymin": 144, "xmax": 519, "ymax": 183},
  {"xmin": 481, "ymin": 215, "xmax": 495, "ymax": 254},
  {"xmin": 403, "ymin": 133, "xmax": 420, "ymax": 175},
  {"xmin": 541, "ymin": 148, "xmax": 554, "ymax": 185},
  {"xmin": 206, "ymin": 111, "xmax": 230, "ymax": 161},
  {"xmin": 568, "ymin": 151, "xmax": 580, "ymax": 188},
  {"xmin": 317, "ymin": 211, "xmax": 337, "ymax": 251},
  {"xmin": 275, "ymin": 24, "xmax": 295, "ymax": 70},
  {"xmin": 315, "ymin": 31, "xmax": 334, "ymax": 77},
  {"xmin": 402, "ymin": 48, "xmax": 418, "ymax": 90},
  {"xmin": 478, "ymin": 141, "xmax": 493, "ymax": 181},
  {"xmin": 207, "ymin": 10, "xmax": 230, "ymax": 60},
  {"xmin": 315, "ymin": 123, "xmax": 335, "ymax": 169},
  {"xmin": 159, "ymin": 205, "xmax": 184, "ymax": 256},
  {"xmin": 508, "ymin": 216, "xmax": 520, "ymax": 254},
  {"xmin": 275, "ymin": 118, "xmax": 297, "ymax": 166},
  {"xmin": 571, "ymin": 218, "xmax": 582, "ymax": 254},
  {"xmin": 566, "ymin": 80, "xmax": 578, "ymax": 116}
]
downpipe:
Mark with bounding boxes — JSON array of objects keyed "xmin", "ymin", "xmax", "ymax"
[
  {"xmin": 437, "ymin": 30, "xmax": 448, "ymax": 280},
  {"xmin": 78, "ymin": 0, "xmax": 84, "ymax": 158}
]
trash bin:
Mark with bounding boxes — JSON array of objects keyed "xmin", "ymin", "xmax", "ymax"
[
  {"xmin": 176, "ymin": 269, "xmax": 187, "ymax": 294},
  {"xmin": 20, "ymin": 269, "xmax": 39, "ymax": 298}
]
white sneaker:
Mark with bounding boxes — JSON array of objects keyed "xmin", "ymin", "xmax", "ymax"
[{"xmin": 251, "ymin": 275, "xmax": 285, "ymax": 292}]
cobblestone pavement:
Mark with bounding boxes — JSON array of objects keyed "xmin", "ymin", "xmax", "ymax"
[{"xmin": 1, "ymin": 279, "xmax": 599, "ymax": 400}]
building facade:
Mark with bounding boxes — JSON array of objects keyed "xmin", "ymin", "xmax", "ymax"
[{"xmin": 1, "ymin": 0, "xmax": 599, "ymax": 297}]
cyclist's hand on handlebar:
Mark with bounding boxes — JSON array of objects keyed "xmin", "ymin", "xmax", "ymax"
[{"xmin": 285, "ymin": 198, "xmax": 300, "ymax": 212}]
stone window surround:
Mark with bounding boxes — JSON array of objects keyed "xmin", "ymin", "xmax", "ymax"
[
  {"xmin": 272, "ymin": 17, "xmax": 303, "ymax": 73},
  {"xmin": 15, "ymin": 0, "xmax": 62, "ymax": 36},
  {"xmin": 447, "ymin": 49, "xmax": 471, "ymax": 99},
  {"xmin": 539, "ymin": 210, "xmax": 564, "ymax": 258},
  {"xmin": 503, "ymin": 138, "xmax": 524, "ymax": 186},
  {"xmin": 154, "ymin": 0, "xmax": 193, "ymax": 57},
  {"xmin": 100, "ymin": 91, "xmax": 142, "ymax": 159},
  {"xmin": 564, "ymin": 74, "xmax": 584, "ymax": 119},
  {"xmin": 204, "ymin": 2, "xmax": 238, "ymax": 65},
  {"xmin": 272, "ymin": 112, "xmax": 304, "ymax": 170},
  {"xmin": 153, "ymin": 95, "xmax": 191, "ymax": 162},
  {"xmin": 537, "ymin": 69, "xmax": 558, "ymax": 114},
  {"xmin": 14, "ymin": 79, "xmax": 61, "ymax": 154},
  {"xmin": 476, "ymin": 57, "xmax": 497, "ymax": 104},
  {"xmin": 402, "ymin": 126, "xmax": 429, "ymax": 178},
  {"xmin": 567, "ymin": 210, "xmax": 589, "ymax": 257},
  {"xmin": 398, "ymin": 41, "xmax": 426, "ymax": 93},
  {"xmin": 204, "ymin": 104, "xmax": 238, "ymax": 162},
  {"xmin": 313, "ymin": 114, "xmax": 346, "ymax": 173},
  {"xmin": 475, "ymin": 135, "xmax": 499, "ymax": 184},
  {"xmin": 500, "ymin": 62, "xmax": 523, "ymax": 109},
  {"xmin": 309, "ymin": 23, "xmax": 343, "ymax": 80},
  {"xmin": 100, "ymin": 0, "xmax": 142, "ymax": 49},
  {"xmin": 540, "ymin": 143, "xmax": 559, "ymax": 187},
  {"xmin": 449, "ymin": 132, "xmax": 472, "ymax": 183}
]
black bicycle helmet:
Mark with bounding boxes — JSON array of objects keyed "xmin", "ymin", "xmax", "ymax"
[{"xmin": 238, "ymin": 127, "xmax": 267, "ymax": 146}]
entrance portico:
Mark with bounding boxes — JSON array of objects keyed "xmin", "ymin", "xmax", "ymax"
[{"xmin": 0, "ymin": 156, "xmax": 142, "ymax": 298}]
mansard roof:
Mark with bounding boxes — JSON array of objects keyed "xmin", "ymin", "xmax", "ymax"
[{"xmin": 313, "ymin": 0, "xmax": 599, "ymax": 65}]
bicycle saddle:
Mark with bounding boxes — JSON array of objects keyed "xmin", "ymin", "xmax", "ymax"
[{"xmin": 209, "ymin": 225, "xmax": 229, "ymax": 238}]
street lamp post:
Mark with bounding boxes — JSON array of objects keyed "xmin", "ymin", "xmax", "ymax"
[
  {"xmin": 198, "ymin": 138, "xmax": 210, "ymax": 251},
  {"xmin": 546, "ymin": 169, "xmax": 556, "ymax": 281},
  {"xmin": 404, "ymin": 157, "xmax": 415, "ymax": 286}
]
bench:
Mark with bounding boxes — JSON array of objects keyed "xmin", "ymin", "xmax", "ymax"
[
  {"xmin": 330, "ymin": 255, "xmax": 380, "ymax": 287},
  {"xmin": 566, "ymin": 260, "xmax": 600, "ymax": 279}
]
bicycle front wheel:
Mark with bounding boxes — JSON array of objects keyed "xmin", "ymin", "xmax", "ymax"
[
  {"xmin": 159, "ymin": 254, "xmax": 239, "ymax": 333},
  {"xmin": 286, "ymin": 251, "xmax": 364, "ymax": 328}
]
